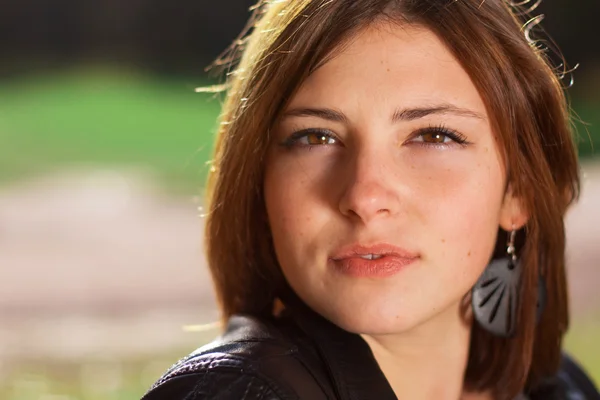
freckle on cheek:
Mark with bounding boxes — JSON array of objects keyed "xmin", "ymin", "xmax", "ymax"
[
  {"xmin": 441, "ymin": 239, "xmax": 446, "ymax": 243},
  {"xmin": 468, "ymin": 251, "xmax": 471, "ymax": 257}
]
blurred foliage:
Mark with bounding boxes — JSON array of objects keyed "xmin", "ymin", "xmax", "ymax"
[
  {"xmin": 0, "ymin": 69, "xmax": 222, "ymax": 195},
  {"xmin": 0, "ymin": 356, "xmax": 172, "ymax": 400}
]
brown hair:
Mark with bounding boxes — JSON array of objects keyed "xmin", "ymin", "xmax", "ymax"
[{"xmin": 203, "ymin": 0, "xmax": 580, "ymax": 398}]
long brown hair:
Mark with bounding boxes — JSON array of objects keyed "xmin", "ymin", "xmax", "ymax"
[{"xmin": 203, "ymin": 0, "xmax": 580, "ymax": 398}]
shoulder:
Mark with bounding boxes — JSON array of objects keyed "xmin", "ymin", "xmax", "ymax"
[
  {"xmin": 557, "ymin": 353, "xmax": 600, "ymax": 399},
  {"xmin": 529, "ymin": 353, "xmax": 600, "ymax": 400},
  {"xmin": 141, "ymin": 314, "xmax": 332, "ymax": 400}
]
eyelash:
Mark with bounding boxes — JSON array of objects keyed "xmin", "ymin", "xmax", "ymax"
[
  {"xmin": 411, "ymin": 125, "xmax": 470, "ymax": 148},
  {"xmin": 279, "ymin": 125, "xmax": 470, "ymax": 150}
]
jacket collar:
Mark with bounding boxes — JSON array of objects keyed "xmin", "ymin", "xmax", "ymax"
[
  {"xmin": 283, "ymin": 294, "xmax": 397, "ymax": 400},
  {"xmin": 281, "ymin": 294, "xmax": 536, "ymax": 400}
]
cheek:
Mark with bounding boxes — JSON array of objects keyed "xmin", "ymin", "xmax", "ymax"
[
  {"xmin": 405, "ymin": 147, "xmax": 505, "ymax": 269},
  {"xmin": 265, "ymin": 160, "xmax": 306, "ymax": 227},
  {"xmin": 264, "ymin": 148, "xmax": 340, "ymax": 224},
  {"xmin": 263, "ymin": 156, "xmax": 322, "ymax": 259}
]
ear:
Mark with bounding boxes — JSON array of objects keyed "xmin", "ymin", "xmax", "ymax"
[{"xmin": 499, "ymin": 184, "xmax": 529, "ymax": 231}]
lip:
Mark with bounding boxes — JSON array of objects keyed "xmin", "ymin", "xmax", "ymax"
[{"xmin": 329, "ymin": 243, "xmax": 419, "ymax": 278}]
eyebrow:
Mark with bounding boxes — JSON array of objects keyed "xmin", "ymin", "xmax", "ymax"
[{"xmin": 281, "ymin": 104, "xmax": 486, "ymax": 123}]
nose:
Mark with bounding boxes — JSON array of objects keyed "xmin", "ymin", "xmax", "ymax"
[{"xmin": 338, "ymin": 149, "xmax": 400, "ymax": 224}]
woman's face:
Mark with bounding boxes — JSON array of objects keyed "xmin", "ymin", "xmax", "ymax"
[{"xmin": 264, "ymin": 23, "xmax": 524, "ymax": 335}]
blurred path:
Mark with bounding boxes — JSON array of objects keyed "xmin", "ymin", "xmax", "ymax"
[
  {"xmin": 565, "ymin": 162, "xmax": 600, "ymax": 318},
  {"xmin": 0, "ymin": 162, "xmax": 599, "ymax": 363},
  {"xmin": 0, "ymin": 167, "xmax": 214, "ymax": 315},
  {"xmin": 0, "ymin": 167, "xmax": 218, "ymax": 364}
]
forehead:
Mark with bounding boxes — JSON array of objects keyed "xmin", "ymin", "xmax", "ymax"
[{"xmin": 287, "ymin": 23, "xmax": 488, "ymax": 118}]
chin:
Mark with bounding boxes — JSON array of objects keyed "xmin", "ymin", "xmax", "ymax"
[{"xmin": 314, "ymin": 295, "xmax": 426, "ymax": 336}]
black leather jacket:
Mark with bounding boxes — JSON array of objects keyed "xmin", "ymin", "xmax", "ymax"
[{"xmin": 142, "ymin": 302, "xmax": 600, "ymax": 400}]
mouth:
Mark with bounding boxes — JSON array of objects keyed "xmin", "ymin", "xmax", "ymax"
[{"xmin": 329, "ymin": 243, "xmax": 419, "ymax": 278}]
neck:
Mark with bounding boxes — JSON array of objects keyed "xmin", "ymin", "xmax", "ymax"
[{"xmin": 361, "ymin": 303, "xmax": 489, "ymax": 400}]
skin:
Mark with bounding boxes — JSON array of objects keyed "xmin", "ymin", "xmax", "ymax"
[{"xmin": 264, "ymin": 22, "xmax": 527, "ymax": 400}]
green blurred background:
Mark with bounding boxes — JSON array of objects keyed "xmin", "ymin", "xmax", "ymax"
[{"xmin": 0, "ymin": 1, "xmax": 598, "ymax": 399}]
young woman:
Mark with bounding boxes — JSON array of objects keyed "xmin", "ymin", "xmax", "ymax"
[{"xmin": 143, "ymin": 0, "xmax": 599, "ymax": 399}]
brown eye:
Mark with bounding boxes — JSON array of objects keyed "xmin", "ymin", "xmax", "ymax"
[
  {"xmin": 420, "ymin": 132, "xmax": 448, "ymax": 144},
  {"xmin": 408, "ymin": 127, "xmax": 469, "ymax": 148},
  {"xmin": 281, "ymin": 129, "xmax": 339, "ymax": 148},
  {"xmin": 305, "ymin": 132, "xmax": 336, "ymax": 145}
]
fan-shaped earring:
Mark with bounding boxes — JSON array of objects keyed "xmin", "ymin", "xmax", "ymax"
[
  {"xmin": 471, "ymin": 228, "xmax": 520, "ymax": 337},
  {"xmin": 471, "ymin": 228, "xmax": 546, "ymax": 337}
]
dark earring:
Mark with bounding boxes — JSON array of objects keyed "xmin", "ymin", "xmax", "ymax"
[
  {"xmin": 471, "ymin": 228, "xmax": 547, "ymax": 337},
  {"xmin": 471, "ymin": 228, "xmax": 521, "ymax": 337}
]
